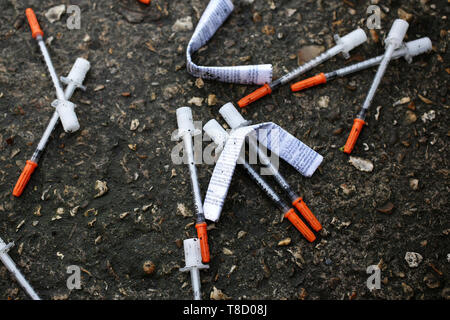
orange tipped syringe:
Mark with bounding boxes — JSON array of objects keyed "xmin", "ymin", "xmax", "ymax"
[
  {"xmin": 237, "ymin": 28, "xmax": 367, "ymax": 108},
  {"xmin": 219, "ymin": 103, "xmax": 322, "ymax": 231},
  {"xmin": 203, "ymin": 119, "xmax": 316, "ymax": 242},
  {"xmin": 344, "ymin": 19, "xmax": 409, "ymax": 154},
  {"xmin": 14, "ymin": 9, "xmax": 91, "ymax": 197},
  {"xmin": 25, "ymin": 8, "xmax": 80, "ymax": 133},
  {"xmin": 13, "ymin": 58, "xmax": 90, "ymax": 197},
  {"xmin": 176, "ymin": 107, "xmax": 211, "ymax": 263},
  {"xmin": 291, "ymin": 37, "xmax": 432, "ymax": 93}
]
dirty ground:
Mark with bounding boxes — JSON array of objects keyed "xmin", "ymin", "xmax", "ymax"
[{"xmin": 0, "ymin": 0, "xmax": 448, "ymax": 300}]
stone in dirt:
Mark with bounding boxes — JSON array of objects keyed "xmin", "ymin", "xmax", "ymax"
[
  {"xmin": 45, "ymin": 5, "xmax": 66, "ymax": 23},
  {"xmin": 94, "ymin": 180, "xmax": 108, "ymax": 198},
  {"xmin": 172, "ymin": 17, "xmax": 193, "ymax": 32},
  {"xmin": 349, "ymin": 156, "xmax": 374, "ymax": 172},
  {"xmin": 405, "ymin": 252, "xmax": 423, "ymax": 268}
]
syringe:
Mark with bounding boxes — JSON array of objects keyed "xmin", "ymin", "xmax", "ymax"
[
  {"xmin": 203, "ymin": 119, "xmax": 316, "ymax": 242},
  {"xmin": 238, "ymin": 28, "xmax": 367, "ymax": 108},
  {"xmin": 219, "ymin": 103, "xmax": 322, "ymax": 231},
  {"xmin": 179, "ymin": 238, "xmax": 209, "ymax": 300},
  {"xmin": 176, "ymin": 107, "xmax": 211, "ymax": 263},
  {"xmin": 291, "ymin": 37, "xmax": 431, "ymax": 92},
  {"xmin": 0, "ymin": 236, "xmax": 40, "ymax": 300},
  {"xmin": 344, "ymin": 19, "xmax": 409, "ymax": 154},
  {"xmin": 26, "ymin": 8, "xmax": 80, "ymax": 133},
  {"xmin": 13, "ymin": 58, "xmax": 90, "ymax": 197}
]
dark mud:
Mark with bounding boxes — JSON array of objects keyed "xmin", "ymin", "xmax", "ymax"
[{"xmin": 0, "ymin": 0, "xmax": 448, "ymax": 300}]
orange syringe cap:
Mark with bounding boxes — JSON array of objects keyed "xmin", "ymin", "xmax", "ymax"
[
  {"xmin": 292, "ymin": 197, "xmax": 322, "ymax": 232},
  {"xmin": 13, "ymin": 160, "xmax": 38, "ymax": 197},
  {"xmin": 284, "ymin": 209, "xmax": 316, "ymax": 242},
  {"xmin": 237, "ymin": 84, "xmax": 272, "ymax": 108},
  {"xmin": 291, "ymin": 73, "xmax": 327, "ymax": 92},
  {"xmin": 344, "ymin": 118, "xmax": 365, "ymax": 154},
  {"xmin": 195, "ymin": 222, "xmax": 210, "ymax": 263},
  {"xmin": 25, "ymin": 8, "xmax": 43, "ymax": 39}
]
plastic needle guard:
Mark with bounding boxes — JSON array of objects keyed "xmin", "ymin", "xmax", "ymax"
[
  {"xmin": 238, "ymin": 84, "xmax": 272, "ymax": 108},
  {"xmin": 292, "ymin": 197, "xmax": 322, "ymax": 232},
  {"xmin": 13, "ymin": 160, "xmax": 38, "ymax": 197},
  {"xmin": 25, "ymin": 8, "xmax": 43, "ymax": 39},
  {"xmin": 138, "ymin": 0, "xmax": 151, "ymax": 4},
  {"xmin": 284, "ymin": 209, "xmax": 316, "ymax": 242},
  {"xmin": 344, "ymin": 118, "xmax": 365, "ymax": 154},
  {"xmin": 195, "ymin": 222, "xmax": 210, "ymax": 263},
  {"xmin": 291, "ymin": 73, "xmax": 327, "ymax": 92}
]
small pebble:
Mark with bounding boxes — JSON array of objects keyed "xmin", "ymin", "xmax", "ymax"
[
  {"xmin": 207, "ymin": 94, "xmax": 217, "ymax": 106},
  {"xmin": 348, "ymin": 156, "xmax": 374, "ymax": 172},
  {"xmin": 278, "ymin": 238, "xmax": 291, "ymax": 246},
  {"xmin": 172, "ymin": 17, "xmax": 193, "ymax": 32},
  {"xmin": 45, "ymin": 5, "xmax": 66, "ymax": 23},
  {"xmin": 143, "ymin": 260, "xmax": 156, "ymax": 275},
  {"xmin": 94, "ymin": 180, "xmax": 108, "ymax": 198},
  {"xmin": 405, "ymin": 252, "xmax": 423, "ymax": 268},
  {"xmin": 409, "ymin": 178, "xmax": 419, "ymax": 191},
  {"xmin": 404, "ymin": 110, "xmax": 417, "ymax": 124}
]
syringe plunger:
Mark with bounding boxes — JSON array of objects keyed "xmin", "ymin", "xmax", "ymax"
[
  {"xmin": 404, "ymin": 37, "xmax": 432, "ymax": 62},
  {"xmin": 219, "ymin": 103, "xmax": 251, "ymax": 129},
  {"xmin": 335, "ymin": 28, "xmax": 368, "ymax": 58},
  {"xmin": 203, "ymin": 119, "xmax": 228, "ymax": 149},
  {"xmin": 385, "ymin": 19, "xmax": 409, "ymax": 48},
  {"xmin": 61, "ymin": 58, "xmax": 91, "ymax": 89},
  {"xmin": 179, "ymin": 238, "xmax": 209, "ymax": 300},
  {"xmin": 176, "ymin": 106, "xmax": 197, "ymax": 136},
  {"xmin": 52, "ymin": 99, "xmax": 80, "ymax": 133}
]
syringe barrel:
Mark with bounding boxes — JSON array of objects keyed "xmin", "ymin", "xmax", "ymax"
[
  {"xmin": 332, "ymin": 37, "xmax": 432, "ymax": 79},
  {"xmin": 190, "ymin": 268, "xmax": 202, "ymax": 300},
  {"xmin": 241, "ymin": 160, "xmax": 290, "ymax": 213},
  {"xmin": 278, "ymin": 28, "xmax": 366, "ymax": 85},
  {"xmin": 183, "ymin": 133, "xmax": 205, "ymax": 220},
  {"xmin": 334, "ymin": 55, "xmax": 384, "ymax": 78},
  {"xmin": 37, "ymin": 39, "xmax": 66, "ymax": 101},
  {"xmin": 359, "ymin": 44, "xmax": 396, "ymax": 115},
  {"xmin": 277, "ymin": 49, "xmax": 334, "ymax": 86},
  {"xmin": 246, "ymin": 137, "xmax": 297, "ymax": 200},
  {"xmin": 177, "ymin": 107, "xmax": 205, "ymax": 221},
  {"xmin": 0, "ymin": 240, "xmax": 40, "ymax": 300}
]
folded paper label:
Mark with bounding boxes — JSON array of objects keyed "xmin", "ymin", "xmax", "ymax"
[
  {"xmin": 203, "ymin": 122, "xmax": 323, "ymax": 222},
  {"xmin": 186, "ymin": 0, "xmax": 272, "ymax": 85}
]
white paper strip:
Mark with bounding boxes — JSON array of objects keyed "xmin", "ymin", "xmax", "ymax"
[
  {"xmin": 186, "ymin": 0, "xmax": 273, "ymax": 85},
  {"xmin": 203, "ymin": 123, "xmax": 323, "ymax": 222}
]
